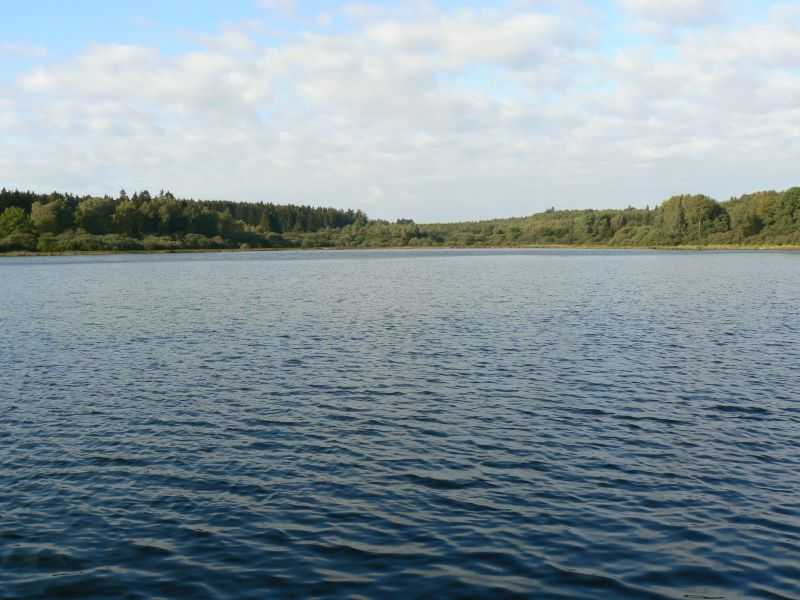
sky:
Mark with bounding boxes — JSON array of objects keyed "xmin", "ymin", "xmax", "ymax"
[{"xmin": 1, "ymin": 0, "xmax": 798, "ymax": 221}]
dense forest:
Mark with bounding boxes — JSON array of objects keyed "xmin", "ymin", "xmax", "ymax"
[
  {"xmin": 1, "ymin": 186, "xmax": 799, "ymax": 253},
  {"xmin": 0, "ymin": 189, "xmax": 365, "ymax": 252}
]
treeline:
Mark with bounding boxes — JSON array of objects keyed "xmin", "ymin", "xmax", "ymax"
[
  {"xmin": 0, "ymin": 189, "xmax": 366, "ymax": 252},
  {"xmin": 298, "ymin": 188, "xmax": 800, "ymax": 249},
  {"xmin": 1, "ymin": 186, "xmax": 799, "ymax": 253}
]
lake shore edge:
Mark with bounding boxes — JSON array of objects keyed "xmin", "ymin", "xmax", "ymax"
[{"xmin": 3, "ymin": 243, "xmax": 800, "ymax": 257}]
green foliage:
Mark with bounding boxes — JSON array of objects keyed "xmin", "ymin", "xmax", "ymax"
[
  {"xmin": 765, "ymin": 187, "xmax": 800, "ymax": 233},
  {"xmin": 2, "ymin": 185, "xmax": 800, "ymax": 253},
  {"xmin": 0, "ymin": 207, "xmax": 31, "ymax": 237},
  {"xmin": 31, "ymin": 199, "xmax": 72, "ymax": 233},
  {"xmin": 35, "ymin": 232, "xmax": 144, "ymax": 253},
  {"xmin": 0, "ymin": 232, "xmax": 37, "ymax": 252},
  {"xmin": 75, "ymin": 197, "xmax": 116, "ymax": 234},
  {"xmin": 113, "ymin": 200, "xmax": 141, "ymax": 236},
  {"xmin": 296, "ymin": 187, "xmax": 800, "ymax": 249},
  {"xmin": 0, "ymin": 188, "xmax": 365, "ymax": 252}
]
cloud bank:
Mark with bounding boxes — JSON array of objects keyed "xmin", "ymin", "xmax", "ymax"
[{"xmin": 1, "ymin": 1, "xmax": 799, "ymax": 220}]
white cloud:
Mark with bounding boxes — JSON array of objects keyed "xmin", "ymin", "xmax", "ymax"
[
  {"xmin": 618, "ymin": 0, "xmax": 727, "ymax": 39},
  {"xmin": 2, "ymin": 4, "xmax": 800, "ymax": 220},
  {"xmin": 619, "ymin": 0, "xmax": 725, "ymax": 26},
  {"xmin": 365, "ymin": 12, "xmax": 575, "ymax": 69},
  {"xmin": 19, "ymin": 43, "xmax": 270, "ymax": 110},
  {"xmin": 198, "ymin": 26, "xmax": 259, "ymax": 53}
]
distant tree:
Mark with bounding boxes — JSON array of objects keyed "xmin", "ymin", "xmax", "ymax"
[
  {"xmin": 660, "ymin": 196, "xmax": 690, "ymax": 238},
  {"xmin": 75, "ymin": 197, "xmax": 116, "ymax": 234},
  {"xmin": 767, "ymin": 187, "xmax": 800, "ymax": 231},
  {"xmin": 31, "ymin": 200, "xmax": 71, "ymax": 233},
  {"xmin": 678, "ymin": 195, "xmax": 729, "ymax": 238},
  {"xmin": 258, "ymin": 210, "xmax": 272, "ymax": 232},
  {"xmin": 156, "ymin": 197, "xmax": 187, "ymax": 235},
  {"xmin": 189, "ymin": 208, "xmax": 219, "ymax": 237},
  {"xmin": 217, "ymin": 210, "xmax": 243, "ymax": 239},
  {"xmin": 113, "ymin": 200, "xmax": 141, "ymax": 236},
  {"xmin": 739, "ymin": 213, "xmax": 764, "ymax": 237},
  {"xmin": 0, "ymin": 207, "xmax": 31, "ymax": 237}
]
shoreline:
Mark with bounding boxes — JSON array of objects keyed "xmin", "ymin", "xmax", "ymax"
[{"xmin": 2, "ymin": 243, "xmax": 800, "ymax": 258}]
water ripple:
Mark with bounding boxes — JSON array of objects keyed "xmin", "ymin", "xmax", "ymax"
[{"xmin": 1, "ymin": 249, "xmax": 799, "ymax": 598}]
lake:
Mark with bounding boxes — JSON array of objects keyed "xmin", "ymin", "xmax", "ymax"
[{"xmin": 1, "ymin": 249, "xmax": 799, "ymax": 599}]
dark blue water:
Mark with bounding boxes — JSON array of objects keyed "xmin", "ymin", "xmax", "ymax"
[{"xmin": 1, "ymin": 249, "xmax": 799, "ymax": 599}]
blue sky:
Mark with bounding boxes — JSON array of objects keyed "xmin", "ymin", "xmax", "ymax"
[
  {"xmin": 1, "ymin": 1, "xmax": 798, "ymax": 220},
  {"xmin": 1, "ymin": 0, "xmax": 776, "ymax": 60}
]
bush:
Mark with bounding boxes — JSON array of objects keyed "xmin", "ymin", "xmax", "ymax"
[
  {"xmin": 143, "ymin": 236, "xmax": 181, "ymax": 251},
  {"xmin": 182, "ymin": 234, "xmax": 215, "ymax": 249},
  {"xmin": 36, "ymin": 233, "xmax": 58, "ymax": 252},
  {"xmin": 99, "ymin": 234, "xmax": 143, "ymax": 251},
  {"xmin": 0, "ymin": 232, "xmax": 37, "ymax": 252}
]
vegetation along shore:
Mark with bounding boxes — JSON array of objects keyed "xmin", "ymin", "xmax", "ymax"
[{"xmin": 1, "ymin": 186, "xmax": 799, "ymax": 254}]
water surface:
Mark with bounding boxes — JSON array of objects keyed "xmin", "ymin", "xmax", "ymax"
[{"xmin": 1, "ymin": 249, "xmax": 799, "ymax": 599}]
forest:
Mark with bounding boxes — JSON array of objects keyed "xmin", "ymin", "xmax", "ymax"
[
  {"xmin": 0, "ymin": 189, "xmax": 365, "ymax": 252},
  {"xmin": 1, "ymin": 186, "xmax": 799, "ymax": 253}
]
